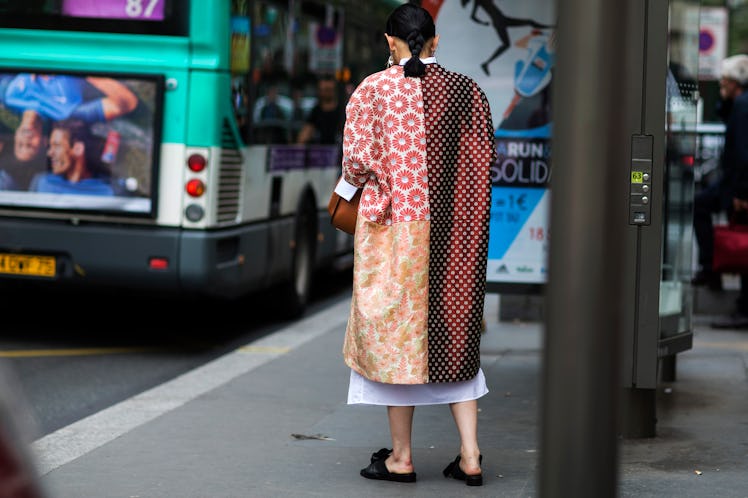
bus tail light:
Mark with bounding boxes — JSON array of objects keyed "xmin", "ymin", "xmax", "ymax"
[
  {"xmin": 187, "ymin": 153, "xmax": 207, "ymax": 172},
  {"xmin": 185, "ymin": 204, "xmax": 204, "ymax": 222},
  {"xmin": 186, "ymin": 179, "xmax": 205, "ymax": 197}
]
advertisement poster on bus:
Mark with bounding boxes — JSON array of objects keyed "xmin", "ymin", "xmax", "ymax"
[
  {"xmin": 425, "ymin": 0, "xmax": 555, "ymax": 286},
  {"xmin": 0, "ymin": 71, "xmax": 162, "ymax": 217}
]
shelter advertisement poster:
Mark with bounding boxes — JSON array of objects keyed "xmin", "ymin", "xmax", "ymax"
[{"xmin": 425, "ymin": 0, "xmax": 555, "ymax": 286}]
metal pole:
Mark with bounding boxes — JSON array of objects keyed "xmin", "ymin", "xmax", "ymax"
[{"xmin": 540, "ymin": 0, "xmax": 633, "ymax": 496}]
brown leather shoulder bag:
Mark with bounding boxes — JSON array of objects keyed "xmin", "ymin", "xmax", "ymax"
[{"xmin": 327, "ymin": 180, "xmax": 361, "ymax": 235}]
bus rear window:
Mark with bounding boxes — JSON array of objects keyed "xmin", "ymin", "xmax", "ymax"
[{"xmin": 0, "ymin": 0, "xmax": 187, "ymax": 35}]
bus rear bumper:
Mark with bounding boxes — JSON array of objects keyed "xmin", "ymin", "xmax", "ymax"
[{"xmin": 0, "ymin": 218, "xmax": 279, "ymax": 299}]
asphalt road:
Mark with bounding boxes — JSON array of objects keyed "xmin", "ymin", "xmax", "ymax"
[{"xmin": 0, "ymin": 268, "xmax": 353, "ymax": 438}]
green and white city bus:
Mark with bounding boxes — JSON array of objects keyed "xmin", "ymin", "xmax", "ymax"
[{"xmin": 0, "ymin": 0, "xmax": 400, "ymax": 316}]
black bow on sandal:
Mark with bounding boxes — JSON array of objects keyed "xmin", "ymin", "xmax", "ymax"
[
  {"xmin": 442, "ymin": 454, "xmax": 483, "ymax": 486},
  {"xmin": 370, "ymin": 447, "xmax": 392, "ymax": 463}
]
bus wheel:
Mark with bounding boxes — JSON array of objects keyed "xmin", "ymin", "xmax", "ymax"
[{"xmin": 285, "ymin": 200, "xmax": 316, "ymax": 318}]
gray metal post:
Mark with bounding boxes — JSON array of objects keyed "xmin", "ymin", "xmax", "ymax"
[{"xmin": 540, "ymin": 0, "xmax": 635, "ymax": 496}]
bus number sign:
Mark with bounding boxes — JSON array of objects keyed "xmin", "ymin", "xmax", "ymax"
[{"xmin": 63, "ymin": 0, "xmax": 164, "ymax": 21}]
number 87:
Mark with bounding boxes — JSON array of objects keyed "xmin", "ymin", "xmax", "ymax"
[{"xmin": 125, "ymin": 0, "xmax": 160, "ymax": 18}]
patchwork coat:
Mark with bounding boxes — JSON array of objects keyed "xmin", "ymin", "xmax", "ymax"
[{"xmin": 342, "ymin": 62, "xmax": 495, "ymax": 384}]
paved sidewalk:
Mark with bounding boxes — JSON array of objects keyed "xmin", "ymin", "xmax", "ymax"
[{"xmin": 30, "ymin": 296, "xmax": 748, "ymax": 497}]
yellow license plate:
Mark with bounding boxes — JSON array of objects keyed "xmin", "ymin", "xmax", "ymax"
[{"xmin": 0, "ymin": 253, "xmax": 56, "ymax": 278}]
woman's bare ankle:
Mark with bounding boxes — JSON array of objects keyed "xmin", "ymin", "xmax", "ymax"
[
  {"xmin": 460, "ymin": 449, "xmax": 482, "ymax": 475},
  {"xmin": 386, "ymin": 454, "xmax": 414, "ymax": 474}
]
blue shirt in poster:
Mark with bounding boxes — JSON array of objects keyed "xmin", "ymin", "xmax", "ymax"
[
  {"xmin": 0, "ymin": 170, "xmax": 19, "ymax": 191},
  {"xmin": 31, "ymin": 173, "xmax": 114, "ymax": 196}
]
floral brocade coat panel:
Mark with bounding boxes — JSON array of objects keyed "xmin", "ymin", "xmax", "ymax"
[{"xmin": 342, "ymin": 63, "xmax": 495, "ymax": 384}]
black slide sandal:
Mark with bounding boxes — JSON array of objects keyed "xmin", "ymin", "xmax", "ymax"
[{"xmin": 442, "ymin": 454, "xmax": 483, "ymax": 486}]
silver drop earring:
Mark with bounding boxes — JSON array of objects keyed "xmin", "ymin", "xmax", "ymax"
[{"xmin": 387, "ymin": 54, "xmax": 394, "ymax": 68}]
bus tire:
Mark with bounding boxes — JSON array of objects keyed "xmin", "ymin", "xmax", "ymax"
[{"xmin": 284, "ymin": 196, "xmax": 316, "ymax": 318}]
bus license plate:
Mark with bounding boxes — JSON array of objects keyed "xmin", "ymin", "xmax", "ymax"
[{"xmin": 0, "ymin": 253, "xmax": 56, "ymax": 278}]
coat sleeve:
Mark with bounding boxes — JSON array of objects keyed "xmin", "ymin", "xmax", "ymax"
[{"xmin": 341, "ymin": 80, "xmax": 376, "ymax": 189}]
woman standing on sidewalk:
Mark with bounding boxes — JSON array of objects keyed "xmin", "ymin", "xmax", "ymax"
[{"xmin": 336, "ymin": 3, "xmax": 495, "ymax": 487}]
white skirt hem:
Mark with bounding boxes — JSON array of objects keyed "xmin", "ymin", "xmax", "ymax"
[{"xmin": 347, "ymin": 368, "xmax": 488, "ymax": 406}]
